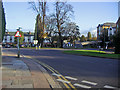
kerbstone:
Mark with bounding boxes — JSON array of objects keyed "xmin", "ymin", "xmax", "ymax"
[{"xmin": 2, "ymin": 80, "xmax": 12, "ymax": 85}]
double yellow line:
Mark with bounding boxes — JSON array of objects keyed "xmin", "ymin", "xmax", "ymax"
[{"xmin": 25, "ymin": 55, "xmax": 76, "ymax": 90}]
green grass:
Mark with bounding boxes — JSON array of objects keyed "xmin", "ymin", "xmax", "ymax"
[{"xmin": 63, "ymin": 50, "xmax": 120, "ymax": 59}]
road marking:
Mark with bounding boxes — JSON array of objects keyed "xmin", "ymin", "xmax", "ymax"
[
  {"xmin": 52, "ymin": 73, "xmax": 62, "ymax": 77},
  {"xmin": 57, "ymin": 79, "xmax": 70, "ymax": 84},
  {"xmin": 81, "ymin": 80, "xmax": 97, "ymax": 85},
  {"xmin": 24, "ymin": 55, "xmax": 76, "ymax": 89},
  {"xmin": 74, "ymin": 83, "xmax": 91, "ymax": 89},
  {"xmin": 65, "ymin": 76, "xmax": 77, "ymax": 80},
  {"xmin": 104, "ymin": 85, "xmax": 116, "ymax": 89}
]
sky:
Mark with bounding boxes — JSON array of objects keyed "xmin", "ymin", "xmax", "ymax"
[{"xmin": 3, "ymin": 1, "xmax": 118, "ymax": 36}]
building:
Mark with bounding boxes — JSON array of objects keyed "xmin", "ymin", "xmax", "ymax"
[
  {"xmin": 2, "ymin": 31, "xmax": 34, "ymax": 46},
  {"xmin": 97, "ymin": 22, "xmax": 116, "ymax": 41},
  {"xmin": 118, "ymin": 1, "xmax": 120, "ymax": 18},
  {"xmin": 3, "ymin": 32, "xmax": 15, "ymax": 44},
  {"xmin": 116, "ymin": 17, "xmax": 120, "ymax": 32},
  {"xmin": 23, "ymin": 32, "xmax": 34, "ymax": 44},
  {"xmin": 117, "ymin": 2, "xmax": 120, "ymax": 33}
]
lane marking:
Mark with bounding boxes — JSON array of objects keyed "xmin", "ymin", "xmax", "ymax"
[
  {"xmin": 65, "ymin": 76, "xmax": 77, "ymax": 80},
  {"xmin": 104, "ymin": 85, "xmax": 116, "ymax": 89},
  {"xmin": 57, "ymin": 79, "xmax": 70, "ymax": 84},
  {"xmin": 24, "ymin": 55, "xmax": 75, "ymax": 89},
  {"xmin": 52, "ymin": 73, "xmax": 62, "ymax": 77},
  {"xmin": 74, "ymin": 83, "xmax": 91, "ymax": 89},
  {"xmin": 34, "ymin": 59, "xmax": 70, "ymax": 89},
  {"xmin": 81, "ymin": 80, "xmax": 97, "ymax": 85}
]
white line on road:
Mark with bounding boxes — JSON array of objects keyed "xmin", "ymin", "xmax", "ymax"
[
  {"xmin": 74, "ymin": 83, "xmax": 91, "ymax": 89},
  {"xmin": 57, "ymin": 79, "xmax": 70, "ymax": 84},
  {"xmin": 81, "ymin": 80, "xmax": 97, "ymax": 85},
  {"xmin": 104, "ymin": 85, "xmax": 116, "ymax": 89},
  {"xmin": 65, "ymin": 76, "xmax": 77, "ymax": 80},
  {"xmin": 52, "ymin": 73, "xmax": 62, "ymax": 77}
]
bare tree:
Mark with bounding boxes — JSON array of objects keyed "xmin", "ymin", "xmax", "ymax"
[
  {"xmin": 29, "ymin": 0, "xmax": 47, "ymax": 47},
  {"xmin": 63, "ymin": 22, "xmax": 80, "ymax": 44},
  {"xmin": 54, "ymin": 1, "xmax": 74, "ymax": 48}
]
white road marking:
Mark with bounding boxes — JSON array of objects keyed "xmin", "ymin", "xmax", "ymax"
[
  {"xmin": 57, "ymin": 79, "xmax": 70, "ymax": 84},
  {"xmin": 74, "ymin": 83, "xmax": 91, "ymax": 89},
  {"xmin": 104, "ymin": 85, "xmax": 116, "ymax": 89},
  {"xmin": 65, "ymin": 76, "xmax": 77, "ymax": 80},
  {"xmin": 52, "ymin": 73, "xmax": 62, "ymax": 77},
  {"xmin": 81, "ymin": 80, "xmax": 97, "ymax": 85}
]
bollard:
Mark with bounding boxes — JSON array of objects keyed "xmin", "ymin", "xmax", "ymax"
[{"xmin": 36, "ymin": 45, "xmax": 38, "ymax": 50}]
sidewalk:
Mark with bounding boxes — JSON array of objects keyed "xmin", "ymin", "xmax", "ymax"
[{"xmin": 2, "ymin": 51, "xmax": 61, "ymax": 88}]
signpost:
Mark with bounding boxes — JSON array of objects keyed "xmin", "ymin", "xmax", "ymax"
[
  {"xmin": 34, "ymin": 40, "xmax": 38, "ymax": 50},
  {"xmin": 15, "ymin": 28, "xmax": 22, "ymax": 58}
]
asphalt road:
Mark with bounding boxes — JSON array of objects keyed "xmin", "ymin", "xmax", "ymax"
[{"xmin": 3, "ymin": 48, "xmax": 120, "ymax": 89}]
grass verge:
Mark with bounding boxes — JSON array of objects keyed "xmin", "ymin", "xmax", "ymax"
[{"xmin": 63, "ymin": 50, "xmax": 120, "ymax": 59}]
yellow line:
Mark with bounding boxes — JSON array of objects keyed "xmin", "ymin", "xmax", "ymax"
[
  {"xmin": 61, "ymin": 75, "xmax": 77, "ymax": 90},
  {"xmin": 42, "ymin": 64, "xmax": 76, "ymax": 89},
  {"xmin": 24, "ymin": 55, "xmax": 74, "ymax": 89},
  {"xmin": 40, "ymin": 62, "xmax": 71, "ymax": 89}
]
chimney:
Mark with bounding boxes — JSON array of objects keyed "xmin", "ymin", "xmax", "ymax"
[
  {"xmin": 6, "ymin": 32, "xmax": 9, "ymax": 34},
  {"xmin": 28, "ymin": 31, "xmax": 31, "ymax": 35}
]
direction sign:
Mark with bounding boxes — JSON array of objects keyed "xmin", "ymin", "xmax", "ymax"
[
  {"xmin": 34, "ymin": 40, "xmax": 38, "ymax": 45},
  {"xmin": 15, "ymin": 31, "xmax": 22, "ymax": 37}
]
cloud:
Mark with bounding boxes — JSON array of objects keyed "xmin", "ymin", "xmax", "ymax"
[{"xmin": 81, "ymin": 27, "xmax": 97, "ymax": 37}]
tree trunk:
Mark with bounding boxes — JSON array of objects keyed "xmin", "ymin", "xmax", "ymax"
[{"xmin": 58, "ymin": 32, "xmax": 63, "ymax": 48}]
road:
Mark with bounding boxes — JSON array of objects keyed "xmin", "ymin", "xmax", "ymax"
[{"xmin": 3, "ymin": 48, "xmax": 120, "ymax": 89}]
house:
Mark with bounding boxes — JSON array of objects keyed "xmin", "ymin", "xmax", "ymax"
[
  {"xmin": 2, "ymin": 31, "xmax": 34, "ymax": 47},
  {"xmin": 3, "ymin": 32, "xmax": 15, "ymax": 45},
  {"xmin": 116, "ymin": 17, "xmax": 120, "ymax": 32},
  {"xmin": 23, "ymin": 31, "xmax": 34, "ymax": 44},
  {"xmin": 97, "ymin": 22, "xmax": 116, "ymax": 41}
]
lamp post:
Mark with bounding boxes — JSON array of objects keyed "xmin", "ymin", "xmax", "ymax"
[{"xmin": 103, "ymin": 27, "xmax": 106, "ymax": 50}]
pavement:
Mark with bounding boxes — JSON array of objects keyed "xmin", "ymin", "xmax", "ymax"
[{"xmin": 1, "ymin": 50, "xmax": 61, "ymax": 89}]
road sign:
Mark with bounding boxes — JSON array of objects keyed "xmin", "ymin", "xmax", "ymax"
[
  {"xmin": 15, "ymin": 31, "xmax": 22, "ymax": 37},
  {"xmin": 34, "ymin": 40, "xmax": 38, "ymax": 45}
]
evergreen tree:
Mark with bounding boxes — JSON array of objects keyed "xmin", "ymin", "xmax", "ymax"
[
  {"xmin": 87, "ymin": 32, "xmax": 92, "ymax": 41},
  {"xmin": 80, "ymin": 35, "xmax": 86, "ymax": 42},
  {"xmin": 1, "ymin": 1, "xmax": 6, "ymax": 41}
]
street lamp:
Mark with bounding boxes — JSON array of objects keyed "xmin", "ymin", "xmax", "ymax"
[{"xmin": 103, "ymin": 26, "xmax": 106, "ymax": 49}]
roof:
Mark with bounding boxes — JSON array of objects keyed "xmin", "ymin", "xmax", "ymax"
[
  {"xmin": 97, "ymin": 22, "xmax": 116, "ymax": 28},
  {"xmin": 4, "ymin": 32, "xmax": 34, "ymax": 36},
  {"xmin": 24, "ymin": 34, "xmax": 34, "ymax": 36},
  {"xmin": 117, "ymin": 17, "xmax": 120, "ymax": 24},
  {"xmin": 103, "ymin": 22, "xmax": 116, "ymax": 27}
]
